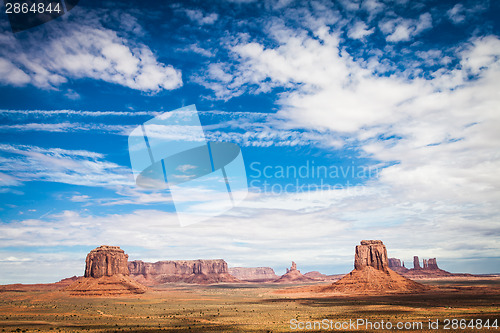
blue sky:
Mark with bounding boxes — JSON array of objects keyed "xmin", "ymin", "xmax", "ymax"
[{"xmin": 0, "ymin": 0, "xmax": 499, "ymax": 283}]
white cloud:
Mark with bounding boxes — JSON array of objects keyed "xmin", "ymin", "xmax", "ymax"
[
  {"xmin": 0, "ymin": 109, "xmax": 340, "ymax": 148},
  {"xmin": 380, "ymin": 13, "xmax": 432, "ymax": 42},
  {"xmin": 361, "ymin": 0, "xmax": 385, "ymax": 20},
  {"xmin": 460, "ymin": 36, "xmax": 500, "ymax": 75},
  {"xmin": 447, "ymin": 4, "xmax": 466, "ymax": 24},
  {"xmin": 0, "ymin": 109, "xmax": 160, "ymax": 118},
  {"xmin": 0, "ymin": 58, "xmax": 30, "ymax": 86},
  {"xmin": 447, "ymin": 3, "xmax": 488, "ymax": 25},
  {"xmin": 69, "ymin": 194, "xmax": 91, "ymax": 202},
  {"xmin": 0, "ymin": 12, "xmax": 182, "ymax": 93},
  {"xmin": 1, "ymin": 183, "xmax": 499, "ymax": 283},
  {"xmin": 0, "ymin": 171, "xmax": 21, "ymax": 187},
  {"xmin": 0, "ymin": 122, "xmax": 134, "ymax": 134},
  {"xmin": 197, "ymin": 18, "xmax": 500, "ymax": 275},
  {"xmin": 181, "ymin": 44, "xmax": 214, "ymax": 57},
  {"xmin": 177, "ymin": 164, "xmax": 197, "ymax": 173},
  {"xmin": 0, "ymin": 144, "xmax": 132, "ymax": 187},
  {"xmin": 184, "ymin": 9, "xmax": 219, "ymax": 25},
  {"xmin": 347, "ymin": 21, "xmax": 374, "ymax": 39}
]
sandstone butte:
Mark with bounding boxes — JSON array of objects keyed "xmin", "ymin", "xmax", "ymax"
[
  {"xmin": 128, "ymin": 259, "xmax": 239, "ymax": 285},
  {"xmin": 274, "ymin": 261, "xmax": 314, "ymax": 283},
  {"xmin": 317, "ymin": 240, "xmax": 429, "ymax": 294},
  {"xmin": 66, "ymin": 245, "xmax": 147, "ymax": 296}
]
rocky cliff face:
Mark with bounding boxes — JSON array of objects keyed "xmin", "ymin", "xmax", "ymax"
[
  {"xmin": 128, "ymin": 259, "xmax": 238, "ymax": 285},
  {"xmin": 413, "ymin": 256, "xmax": 422, "ymax": 270},
  {"xmin": 84, "ymin": 245, "xmax": 130, "ymax": 278},
  {"xmin": 428, "ymin": 258, "xmax": 439, "ymax": 269},
  {"xmin": 320, "ymin": 240, "xmax": 429, "ymax": 294},
  {"xmin": 228, "ymin": 267, "xmax": 278, "ymax": 281},
  {"xmin": 354, "ymin": 240, "xmax": 388, "ymax": 271},
  {"xmin": 388, "ymin": 258, "xmax": 402, "ymax": 268},
  {"xmin": 68, "ymin": 245, "xmax": 147, "ymax": 295},
  {"xmin": 388, "ymin": 258, "xmax": 409, "ymax": 273}
]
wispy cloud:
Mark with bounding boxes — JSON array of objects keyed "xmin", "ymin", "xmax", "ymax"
[
  {"xmin": 0, "ymin": 144, "xmax": 132, "ymax": 187},
  {"xmin": 0, "ymin": 122, "xmax": 134, "ymax": 134},
  {"xmin": 0, "ymin": 110, "xmax": 161, "ymax": 118},
  {"xmin": 0, "ymin": 109, "xmax": 345, "ymax": 148}
]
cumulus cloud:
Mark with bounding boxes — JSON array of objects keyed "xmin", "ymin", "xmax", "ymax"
[
  {"xmin": 197, "ymin": 13, "xmax": 500, "ymax": 273},
  {"xmin": 348, "ymin": 21, "xmax": 375, "ymax": 39},
  {"xmin": 447, "ymin": 2, "xmax": 488, "ymax": 25},
  {"xmin": 184, "ymin": 9, "xmax": 219, "ymax": 25},
  {"xmin": 361, "ymin": 0, "xmax": 385, "ymax": 20},
  {"xmin": 0, "ymin": 11, "xmax": 182, "ymax": 93},
  {"xmin": 379, "ymin": 13, "xmax": 432, "ymax": 42}
]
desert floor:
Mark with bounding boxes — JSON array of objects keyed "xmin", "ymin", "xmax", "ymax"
[{"xmin": 1, "ymin": 277, "xmax": 500, "ymax": 332}]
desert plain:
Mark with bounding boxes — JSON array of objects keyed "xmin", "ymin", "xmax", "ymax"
[
  {"xmin": 1, "ymin": 277, "xmax": 500, "ymax": 332},
  {"xmin": 1, "ymin": 242, "xmax": 499, "ymax": 332}
]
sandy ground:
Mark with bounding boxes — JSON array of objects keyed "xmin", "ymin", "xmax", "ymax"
[{"xmin": 0, "ymin": 277, "xmax": 499, "ymax": 332}]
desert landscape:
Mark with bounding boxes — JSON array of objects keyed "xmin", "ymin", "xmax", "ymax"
[{"xmin": 1, "ymin": 241, "xmax": 499, "ymax": 332}]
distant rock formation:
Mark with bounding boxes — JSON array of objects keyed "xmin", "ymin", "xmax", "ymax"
[
  {"xmin": 229, "ymin": 267, "xmax": 278, "ymax": 281},
  {"xmin": 413, "ymin": 256, "xmax": 421, "ymax": 270},
  {"xmin": 67, "ymin": 246, "xmax": 147, "ymax": 296},
  {"xmin": 275, "ymin": 262, "xmax": 314, "ymax": 283},
  {"xmin": 286, "ymin": 261, "xmax": 298, "ymax": 273},
  {"xmin": 128, "ymin": 259, "xmax": 239, "ymax": 285},
  {"xmin": 388, "ymin": 258, "xmax": 409, "ymax": 273},
  {"xmin": 388, "ymin": 256, "xmax": 471, "ymax": 278},
  {"xmin": 428, "ymin": 258, "xmax": 439, "ymax": 270},
  {"xmin": 319, "ymin": 240, "xmax": 429, "ymax": 294},
  {"xmin": 303, "ymin": 271, "xmax": 344, "ymax": 281}
]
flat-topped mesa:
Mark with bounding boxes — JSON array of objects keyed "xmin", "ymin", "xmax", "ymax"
[
  {"xmin": 388, "ymin": 258, "xmax": 403, "ymax": 268},
  {"xmin": 85, "ymin": 245, "xmax": 129, "ymax": 278},
  {"xmin": 388, "ymin": 257, "xmax": 409, "ymax": 273},
  {"xmin": 228, "ymin": 267, "xmax": 278, "ymax": 281},
  {"xmin": 354, "ymin": 240, "xmax": 388, "ymax": 271},
  {"xmin": 128, "ymin": 259, "xmax": 238, "ymax": 284}
]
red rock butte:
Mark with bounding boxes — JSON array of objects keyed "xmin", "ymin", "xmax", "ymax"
[
  {"xmin": 274, "ymin": 261, "xmax": 314, "ymax": 283},
  {"xmin": 354, "ymin": 240, "xmax": 388, "ymax": 271},
  {"xmin": 66, "ymin": 245, "xmax": 147, "ymax": 296},
  {"xmin": 85, "ymin": 245, "xmax": 130, "ymax": 278},
  {"xmin": 319, "ymin": 240, "xmax": 429, "ymax": 294}
]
